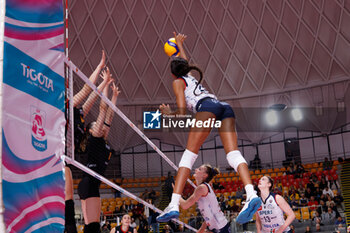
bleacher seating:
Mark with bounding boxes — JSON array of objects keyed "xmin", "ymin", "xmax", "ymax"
[{"xmin": 72, "ymin": 161, "xmax": 343, "ymax": 229}]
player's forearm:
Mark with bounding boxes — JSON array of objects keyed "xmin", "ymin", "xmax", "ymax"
[
  {"xmin": 104, "ymin": 95, "xmax": 117, "ymax": 124},
  {"xmin": 197, "ymin": 222, "xmax": 207, "ymax": 233},
  {"xmin": 177, "ymin": 43, "xmax": 188, "ymax": 61},
  {"xmin": 89, "ymin": 63, "xmax": 104, "ymax": 85},
  {"xmin": 83, "ymin": 78, "xmax": 109, "ymax": 115},
  {"xmin": 74, "ymin": 65, "xmax": 103, "ymax": 106}
]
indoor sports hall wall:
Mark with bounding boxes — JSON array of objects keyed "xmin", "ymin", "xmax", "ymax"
[{"xmin": 119, "ymin": 125, "xmax": 350, "ymax": 178}]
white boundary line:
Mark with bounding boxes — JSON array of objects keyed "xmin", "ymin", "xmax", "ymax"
[
  {"xmin": 64, "ymin": 57, "xmax": 196, "ymax": 188},
  {"xmin": 65, "ymin": 156, "xmax": 197, "ymax": 232}
]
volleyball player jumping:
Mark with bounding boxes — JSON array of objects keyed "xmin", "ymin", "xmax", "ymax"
[
  {"xmin": 77, "ymin": 67, "xmax": 120, "ymax": 233},
  {"xmin": 157, "ymin": 32, "xmax": 261, "ymax": 224}
]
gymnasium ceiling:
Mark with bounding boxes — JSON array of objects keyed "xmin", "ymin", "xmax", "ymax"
[{"xmin": 68, "ymin": 0, "xmax": 350, "ymax": 151}]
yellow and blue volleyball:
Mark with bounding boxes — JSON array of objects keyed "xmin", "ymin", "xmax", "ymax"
[{"xmin": 164, "ymin": 38, "xmax": 180, "ymax": 57}]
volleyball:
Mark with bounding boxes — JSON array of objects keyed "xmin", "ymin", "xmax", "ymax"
[{"xmin": 164, "ymin": 38, "xmax": 180, "ymax": 57}]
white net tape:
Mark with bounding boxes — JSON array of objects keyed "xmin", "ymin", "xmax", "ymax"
[
  {"xmin": 64, "ymin": 58, "xmax": 198, "ymax": 231},
  {"xmin": 64, "ymin": 57, "xmax": 196, "ymax": 188},
  {"xmin": 65, "ymin": 156, "xmax": 197, "ymax": 232}
]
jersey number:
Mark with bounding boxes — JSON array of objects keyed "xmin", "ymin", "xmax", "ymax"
[
  {"xmin": 263, "ymin": 216, "xmax": 271, "ymax": 223},
  {"xmin": 194, "ymin": 81, "xmax": 205, "ymax": 93}
]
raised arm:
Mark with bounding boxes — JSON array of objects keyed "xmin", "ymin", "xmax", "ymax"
[
  {"xmin": 173, "ymin": 32, "xmax": 188, "ymax": 61},
  {"xmin": 74, "ymin": 50, "xmax": 106, "ymax": 108},
  {"xmin": 159, "ymin": 79, "xmax": 186, "ymax": 116},
  {"xmin": 82, "ymin": 67, "xmax": 112, "ymax": 117},
  {"xmin": 102, "ymin": 82, "xmax": 120, "ymax": 140},
  {"xmin": 90, "ymin": 79, "xmax": 112, "ymax": 138}
]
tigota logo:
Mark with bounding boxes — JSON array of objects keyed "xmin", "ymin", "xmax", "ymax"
[
  {"xmin": 21, "ymin": 63, "xmax": 54, "ymax": 92},
  {"xmin": 31, "ymin": 107, "xmax": 47, "ymax": 152}
]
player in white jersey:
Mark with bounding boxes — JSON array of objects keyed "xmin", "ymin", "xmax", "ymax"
[
  {"xmin": 255, "ymin": 176, "xmax": 295, "ymax": 233},
  {"xmin": 179, "ymin": 164, "xmax": 230, "ymax": 233},
  {"xmin": 157, "ymin": 32, "xmax": 261, "ymax": 224}
]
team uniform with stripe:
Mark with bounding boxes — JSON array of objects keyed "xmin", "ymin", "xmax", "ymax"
[
  {"xmin": 257, "ymin": 193, "xmax": 290, "ymax": 233},
  {"xmin": 197, "ymin": 183, "xmax": 228, "ymax": 232},
  {"xmin": 178, "ymin": 75, "xmax": 235, "ymax": 121},
  {"xmin": 178, "ymin": 75, "xmax": 217, "ymax": 113},
  {"xmin": 114, "ymin": 225, "xmax": 134, "ymax": 233}
]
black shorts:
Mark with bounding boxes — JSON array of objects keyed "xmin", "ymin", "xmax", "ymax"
[
  {"xmin": 78, "ymin": 176, "xmax": 101, "ymax": 200},
  {"xmin": 196, "ymin": 97, "xmax": 235, "ymax": 121}
]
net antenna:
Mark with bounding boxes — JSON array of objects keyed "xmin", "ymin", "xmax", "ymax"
[{"xmin": 64, "ymin": 58, "xmax": 198, "ymax": 231}]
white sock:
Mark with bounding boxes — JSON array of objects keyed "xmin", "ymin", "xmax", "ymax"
[
  {"xmin": 245, "ymin": 184, "xmax": 256, "ymax": 198},
  {"xmin": 170, "ymin": 193, "xmax": 181, "ymax": 206}
]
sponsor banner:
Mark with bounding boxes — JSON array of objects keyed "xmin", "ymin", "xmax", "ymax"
[{"xmin": 2, "ymin": 0, "xmax": 65, "ymax": 232}]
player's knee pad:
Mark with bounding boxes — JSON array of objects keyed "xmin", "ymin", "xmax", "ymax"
[
  {"xmin": 178, "ymin": 149, "xmax": 198, "ymax": 169},
  {"xmin": 84, "ymin": 222, "xmax": 100, "ymax": 233},
  {"xmin": 65, "ymin": 199, "xmax": 76, "ymax": 225},
  {"xmin": 227, "ymin": 150, "xmax": 247, "ymax": 172}
]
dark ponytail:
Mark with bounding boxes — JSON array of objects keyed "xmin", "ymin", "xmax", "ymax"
[
  {"xmin": 79, "ymin": 121, "xmax": 95, "ymax": 153},
  {"xmin": 203, "ymin": 164, "xmax": 220, "ymax": 183},
  {"xmin": 188, "ymin": 65, "xmax": 203, "ymax": 96},
  {"xmin": 170, "ymin": 57, "xmax": 204, "ymax": 96}
]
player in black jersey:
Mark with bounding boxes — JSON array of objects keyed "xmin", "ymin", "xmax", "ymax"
[
  {"xmin": 77, "ymin": 67, "xmax": 120, "ymax": 233},
  {"xmin": 65, "ymin": 51, "xmax": 107, "ymax": 233},
  {"xmin": 110, "ymin": 214, "xmax": 137, "ymax": 233}
]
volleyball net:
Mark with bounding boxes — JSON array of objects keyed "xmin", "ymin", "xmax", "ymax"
[{"xmin": 64, "ymin": 57, "xmax": 197, "ymax": 232}]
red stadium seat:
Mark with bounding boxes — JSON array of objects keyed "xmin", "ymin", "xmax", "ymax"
[
  {"xmin": 322, "ymin": 170, "xmax": 329, "ymax": 176},
  {"xmin": 281, "ymin": 179, "xmax": 287, "ymax": 186},
  {"xmin": 229, "ymin": 172, "xmax": 236, "ymax": 177},
  {"xmin": 315, "ymin": 171, "xmax": 322, "ymax": 177},
  {"xmin": 293, "ymin": 180, "xmax": 299, "ymax": 189}
]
